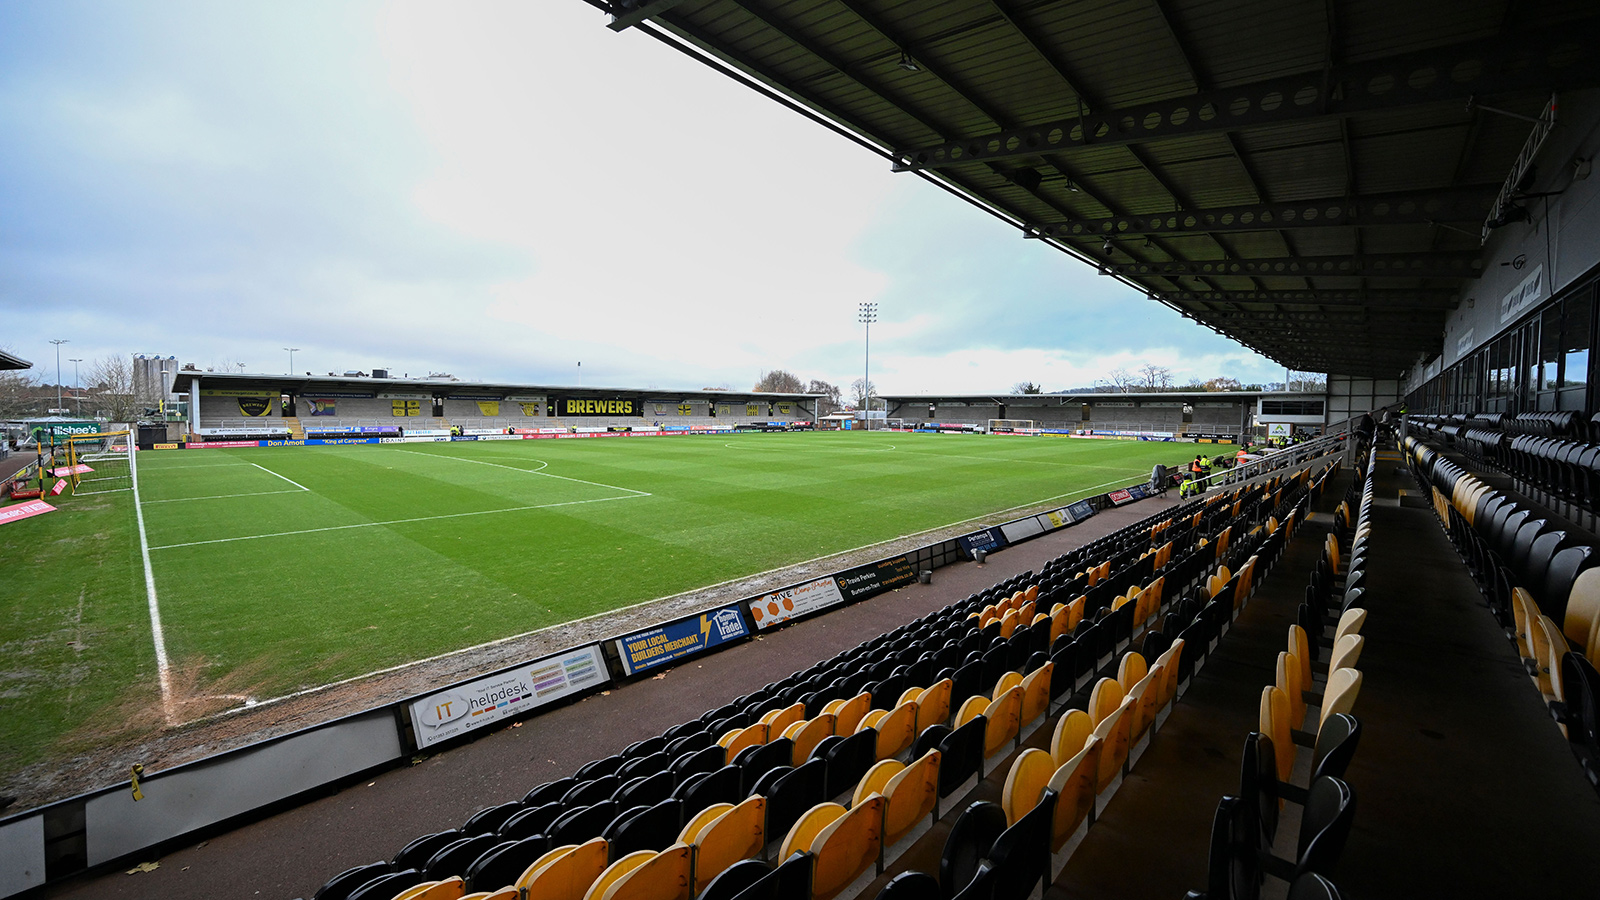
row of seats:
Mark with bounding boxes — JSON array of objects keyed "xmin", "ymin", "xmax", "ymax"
[
  {"xmin": 1404, "ymin": 433, "xmax": 1600, "ymax": 789},
  {"xmin": 1185, "ymin": 439, "xmax": 1378, "ymax": 900},
  {"xmin": 1411, "ymin": 413, "xmax": 1600, "ymax": 526},
  {"xmin": 901, "ymin": 463, "xmax": 1345, "ymax": 899},
  {"xmin": 306, "ymin": 455, "xmax": 1344, "ymax": 900}
]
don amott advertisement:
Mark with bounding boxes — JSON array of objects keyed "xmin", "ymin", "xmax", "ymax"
[
  {"xmin": 751, "ymin": 576, "xmax": 846, "ymax": 630},
  {"xmin": 408, "ymin": 645, "xmax": 608, "ymax": 748},
  {"xmin": 615, "ymin": 604, "xmax": 749, "ymax": 676}
]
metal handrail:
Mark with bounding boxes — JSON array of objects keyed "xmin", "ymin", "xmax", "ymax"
[{"xmin": 1182, "ymin": 429, "xmax": 1348, "ymax": 494}]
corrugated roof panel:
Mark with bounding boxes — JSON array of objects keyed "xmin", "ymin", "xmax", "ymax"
[{"xmin": 1173, "ymin": 0, "xmax": 1327, "ymax": 87}]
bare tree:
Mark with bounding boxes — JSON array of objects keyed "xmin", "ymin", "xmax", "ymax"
[
  {"xmin": 1203, "ymin": 376, "xmax": 1243, "ymax": 392},
  {"xmin": 88, "ymin": 355, "xmax": 138, "ymax": 423},
  {"xmin": 753, "ymin": 369, "xmax": 806, "ymax": 393},
  {"xmin": 0, "ymin": 367, "xmax": 43, "ymax": 420},
  {"xmin": 806, "ymin": 379, "xmax": 842, "ymax": 414},
  {"xmin": 1138, "ymin": 364, "xmax": 1173, "ymax": 391},
  {"xmin": 1286, "ymin": 372, "xmax": 1327, "ymax": 392},
  {"xmin": 1094, "ymin": 368, "xmax": 1136, "ymax": 393},
  {"xmin": 849, "ymin": 377, "xmax": 877, "ymax": 409},
  {"xmin": 1012, "ymin": 381, "xmax": 1043, "ymax": 394}
]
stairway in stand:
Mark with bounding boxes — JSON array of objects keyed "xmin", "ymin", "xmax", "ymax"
[{"xmin": 282, "ymin": 416, "xmax": 306, "ymax": 440}]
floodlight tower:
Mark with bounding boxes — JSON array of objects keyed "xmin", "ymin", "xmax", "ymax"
[
  {"xmin": 49, "ymin": 339, "xmax": 68, "ymax": 413},
  {"xmin": 68, "ymin": 358, "xmax": 82, "ymax": 414},
  {"xmin": 285, "ymin": 347, "xmax": 300, "ymax": 373},
  {"xmin": 858, "ymin": 303, "xmax": 877, "ymax": 431}
]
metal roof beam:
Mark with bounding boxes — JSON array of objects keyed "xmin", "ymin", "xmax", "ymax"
[
  {"xmin": 1110, "ymin": 252, "xmax": 1481, "ymax": 280},
  {"xmin": 607, "ymin": 0, "xmax": 689, "ymax": 31},
  {"xmin": 891, "ymin": 19, "xmax": 1600, "ymax": 170},
  {"xmin": 1031, "ymin": 188, "xmax": 1491, "ymax": 238}
]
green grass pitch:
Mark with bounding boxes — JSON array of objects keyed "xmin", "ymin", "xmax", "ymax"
[{"xmin": 0, "ymin": 431, "xmax": 1186, "ymax": 773}]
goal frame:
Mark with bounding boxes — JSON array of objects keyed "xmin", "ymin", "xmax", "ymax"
[
  {"xmin": 66, "ymin": 430, "xmax": 133, "ymax": 495},
  {"xmin": 986, "ymin": 418, "xmax": 1037, "ymax": 434}
]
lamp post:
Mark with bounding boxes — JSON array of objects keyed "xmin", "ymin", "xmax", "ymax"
[
  {"xmin": 49, "ymin": 339, "xmax": 68, "ymax": 414},
  {"xmin": 284, "ymin": 347, "xmax": 299, "ymax": 374},
  {"xmin": 68, "ymin": 358, "xmax": 82, "ymax": 415},
  {"xmin": 237, "ymin": 362, "xmax": 246, "ymax": 375},
  {"xmin": 858, "ymin": 303, "xmax": 877, "ymax": 431}
]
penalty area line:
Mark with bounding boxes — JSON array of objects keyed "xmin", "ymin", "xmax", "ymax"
[
  {"xmin": 251, "ymin": 462, "xmax": 310, "ymax": 492},
  {"xmin": 394, "ymin": 448, "xmax": 651, "ymax": 496}
]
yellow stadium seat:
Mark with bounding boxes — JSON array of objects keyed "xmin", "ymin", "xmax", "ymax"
[
  {"xmin": 590, "ymin": 844, "xmax": 692, "ymax": 900},
  {"xmin": 460, "ymin": 890, "xmax": 517, "ymax": 900},
  {"xmin": 1117, "ymin": 652, "xmax": 1147, "ymax": 688},
  {"xmin": 982, "ymin": 686, "xmax": 1023, "ymax": 759},
  {"xmin": 394, "ymin": 879, "xmax": 465, "ymax": 900},
  {"xmin": 1024, "ymin": 584, "xmax": 1039, "ymax": 605},
  {"xmin": 1066, "ymin": 596, "xmax": 1086, "ymax": 632},
  {"xmin": 1047, "ymin": 735, "xmax": 1101, "ymax": 851},
  {"xmin": 955, "ymin": 695, "xmax": 989, "ymax": 728},
  {"xmin": 1050, "ymin": 709, "xmax": 1092, "ymax": 768},
  {"xmin": 780, "ymin": 798, "xmax": 885, "ymax": 900},
  {"xmin": 1259, "ymin": 685, "xmax": 1294, "ymax": 783},
  {"xmin": 915, "ymin": 679, "xmax": 953, "ymax": 734},
  {"xmin": 584, "ymin": 852, "xmax": 652, "ymax": 900},
  {"xmin": 720, "ymin": 723, "xmax": 769, "ymax": 759},
  {"xmin": 1277, "ymin": 651, "xmax": 1305, "ymax": 727},
  {"xmin": 1088, "ymin": 677, "xmax": 1125, "ymax": 726},
  {"xmin": 515, "ymin": 838, "xmax": 609, "ymax": 900},
  {"xmin": 686, "ymin": 796, "xmax": 765, "ymax": 893},
  {"xmin": 1321, "ymin": 668, "xmax": 1363, "ymax": 728},
  {"xmin": 1335, "ymin": 608, "xmax": 1367, "ymax": 644},
  {"xmin": 1090, "ymin": 697, "xmax": 1133, "ymax": 792},
  {"xmin": 994, "ymin": 671, "xmax": 1023, "ymax": 696},
  {"xmin": 783, "ymin": 715, "xmax": 837, "ymax": 765},
  {"xmin": 1160, "ymin": 639, "xmax": 1185, "ymax": 708},
  {"xmin": 1001, "ymin": 748, "xmax": 1056, "ymax": 826},
  {"xmin": 1019, "ymin": 662, "xmax": 1053, "ymax": 727},
  {"xmin": 822, "ymin": 693, "xmax": 872, "ymax": 736},
  {"xmin": 1563, "ymin": 567, "xmax": 1600, "ymax": 648},
  {"xmin": 679, "ymin": 803, "xmax": 734, "ymax": 845},
  {"xmin": 761, "ymin": 702, "xmax": 806, "ymax": 736},
  {"xmin": 862, "ymin": 700, "xmax": 917, "ymax": 760},
  {"xmin": 999, "ymin": 609, "xmax": 1020, "ymax": 639},
  {"xmin": 1328, "ymin": 634, "xmax": 1364, "ymax": 678},
  {"xmin": 1535, "ymin": 615, "xmax": 1570, "ymax": 703},
  {"xmin": 1127, "ymin": 668, "xmax": 1162, "ymax": 744},
  {"xmin": 854, "ymin": 749, "xmax": 940, "ymax": 846},
  {"xmin": 1288, "ymin": 626, "xmax": 1312, "ymax": 692}
]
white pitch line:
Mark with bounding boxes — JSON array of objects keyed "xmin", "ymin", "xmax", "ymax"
[
  {"xmin": 251, "ymin": 462, "xmax": 310, "ymax": 492},
  {"xmin": 395, "ymin": 448, "xmax": 651, "ymax": 496},
  {"xmin": 147, "ymin": 493, "xmax": 646, "ymax": 551},
  {"xmin": 142, "ymin": 488, "xmax": 309, "ymax": 504},
  {"xmin": 129, "ymin": 437, "xmax": 176, "ymax": 725}
]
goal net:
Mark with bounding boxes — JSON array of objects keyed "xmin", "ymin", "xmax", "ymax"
[
  {"xmin": 987, "ymin": 419, "xmax": 1037, "ymax": 434},
  {"xmin": 66, "ymin": 431, "xmax": 133, "ymax": 495}
]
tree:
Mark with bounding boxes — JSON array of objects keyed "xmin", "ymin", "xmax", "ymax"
[
  {"xmin": 752, "ymin": 369, "xmax": 806, "ymax": 393},
  {"xmin": 1137, "ymin": 364, "xmax": 1174, "ymax": 391},
  {"xmin": 1094, "ymin": 368, "xmax": 1136, "ymax": 393},
  {"xmin": 1203, "ymin": 376, "xmax": 1243, "ymax": 392},
  {"xmin": 88, "ymin": 355, "xmax": 139, "ymax": 423},
  {"xmin": 0, "ymin": 367, "xmax": 43, "ymax": 420},
  {"xmin": 1287, "ymin": 372, "xmax": 1327, "ymax": 392},
  {"xmin": 849, "ymin": 377, "xmax": 877, "ymax": 410},
  {"xmin": 1012, "ymin": 381, "xmax": 1043, "ymax": 394},
  {"xmin": 807, "ymin": 379, "xmax": 842, "ymax": 414}
]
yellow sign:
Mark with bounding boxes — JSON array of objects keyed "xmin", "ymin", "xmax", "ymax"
[
  {"xmin": 392, "ymin": 400, "xmax": 421, "ymax": 417},
  {"xmin": 476, "ymin": 401, "xmax": 500, "ymax": 417},
  {"xmin": 153, "ymin": 443, "xmax": 178, "ymax": 450},
  {"xmin": 518, "ymin": 402, "xmax": 540, "ymax": 416},
  {"xmin": 746, "ymin": 404, "xmax": 759, "ymax": 416}
]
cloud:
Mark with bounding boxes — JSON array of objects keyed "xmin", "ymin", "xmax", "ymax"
[{"xmin": 0, "ymin": 0, "xmax": 1284, "ymax": 392}]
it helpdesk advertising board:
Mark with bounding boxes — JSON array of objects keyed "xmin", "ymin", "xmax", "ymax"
[
  {"xmin": 409, "ymin": 645, "xmax": 608, "ymax": 748},
  {"xmin": 615, "ymin": 604, "xmax": 749, "ymax": 676}
]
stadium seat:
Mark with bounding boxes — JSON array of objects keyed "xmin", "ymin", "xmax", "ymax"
[
  {"xmin": 313, "ymin": 862, "xmax": 393, "ymax": 900},
  {"xmin": 784, "ymin": 716, "xmax": 837, "ymax": 765},
  {"xmin": 1019, "ymin": 663, "xmax": 1053, "ymax": 728},
  {"xmin": 721, "ymin": 724, "xmax": 770, "ymax": 759},
  {"xmin": 1090, "ymin": 698, "xmax": 1134, "ymax": 792},
  {"xmin": 614, "ymin": 771, "xmax": 675, "ymax": 809},
  {"xmin": 779, "ymin": 797, "xmax": 885, "ymax": 900},
  {"xmin": 820, "ymin": 730, "xmax": 878, "ymax": 799},
  {"xmin": 821, "ymin": 693, "xmax": 872, "ymax": 735},
  {"xmin": 462, "ymin": 803, "xmax": 521, "ymax": 836},
  {"xmin": 604, "ymin": 799, "xmax": 682, "ymax": 858},
  {"xmin": 1050, "ymin": 709, "xmax": 1092, "ymax": 768},
  {"xmin": 941, "ymin": 801, "xmax": 1009, "ymax": 900},
  {"xmin": 550, "ymin": 804, "xmax": 620, "ymax": 848},
  {"xmin": 984, "ymin": 789, "xmax": 1057, "ymax": 900},
  {"xmin": 425, "ymin": 835, "xmax": 502, "ymax": 879},
  {"xmin": 859, "ymin": 700, "xmax": 917, "ymax": 761},
  {"xmin": 346, "ymin": 870, "xmax": 429, "ymax": 900},
  {"xmin": 513, "ymin": 837, "xmax": 608, "ymax": 900},
  {"xmin": 735, "ymin": 739, "xmax": 793, "ymax": 795},
  {"xmin": 1320, "ymin": 669, "xmax": 1363, "ymax": 728},
  {"xmin": 1000, "ymin": 749, "xmax": 1055, "ymax": 826},
  {"xmin": 464, "ymin": 837, "xmax": 547, "ymax": 894},
  {"xmin": 586, "ymin": 844, "xmax": 692, "ymax": 900},
  {"xmin": 683, "ymin": 795, "xmax": 765, "ymax": 893},
  {"xmin": 1047, "ymin": 737, "xmax": 1101, "ymax": 850},
  {"xmin": 761, "ymin": 703, "xmax": 807, "ymax": 738},
  {"xmin": 682, "ymin": 766, "xmax": 742, "ymax": 815},
  {"xmin": 762, "ymin": 759, "xmax": 827, "ymax": 848},
  {"xmin": 394, "ymin": 834, "xmax": 459, "ymax": 872}
]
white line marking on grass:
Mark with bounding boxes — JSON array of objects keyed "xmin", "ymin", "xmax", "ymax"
[
  {"xmin": 251, "ymin": 462, "xmax": 310, "ymax": 492},
  {"xmin": 129, "ymin": 437, "xmax": 176, "ymax": 725},
  {"xmin": 395, "ymin": 448, "xmax": 651, "ymax": 496},
  {"xmin": 147, "ymin": 493, "xmax": 647, "ymax": 551},
  {"xmin": 140, "ymin": 461, "xmax": 255, "ymax": 470},
  {"xmin": 178, "ymin": 468, "xmax": 1152, "ymax": 722},
  {"xmin": 142, "ymin": 489, "xmax": 310, "ymax": 504}
]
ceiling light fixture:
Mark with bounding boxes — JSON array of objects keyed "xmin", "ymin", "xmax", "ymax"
[
  {"xmin": 1102, "ymin": 238, "xmax": 1114, "ymax": 254},
  {"xmin": 897, "ymin": 50, "xmax": 920, "ymax": 72}
]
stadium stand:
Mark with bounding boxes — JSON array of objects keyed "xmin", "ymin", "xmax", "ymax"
[{"xmin": 294, "ymin": 453, "xmax": 1338, "ymax": 900}]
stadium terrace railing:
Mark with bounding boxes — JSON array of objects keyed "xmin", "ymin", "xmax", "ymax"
[
  {"xmin": 1187, "ymin": 430, "xmax": 1349, "ymax": 495},
  {"xmin": 0, "ymin": 442, "xmax": 1347, "ymax": 897}
]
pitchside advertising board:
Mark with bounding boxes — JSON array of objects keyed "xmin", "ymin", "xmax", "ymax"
[
  {"xmin": 957, "ymin": 526, "xmax": 1008, "ymax": 560},
  {"xmin": 834, "ymin": 555, "xmax": 918, "ymax": 601},
  {"xmin": 409, "ymin": 645, "xmax": 608, "ymax": 748},
  {"xmin": 614, "ymin": 603, "xmax": 749, "ymax": 676},
  {"xmin": 750, "ymin": 576, "xmax": 846, "ymax": 630}
]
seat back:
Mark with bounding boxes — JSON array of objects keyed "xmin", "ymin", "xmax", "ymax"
[
  {"xmin": 689, "ymin": 796, "xmax": 766, "ymax": 893},
  {"xmin": 808, "ymin": 796, "xmax": 885, "ymax": 900},
  {"xmin": 882, "ymin": 750, "xmax": 941, "ymax": 846},
  {"xmin": 1333, "ymin": 608, "xmax": 1366, "ymax": 644},
  {"xmin": 515, "ymin": 838, "xmax": 610, "ymax": 900},
  {"xmin": 1259, "ymin": 685, "xmax": 1294, "ymax": 782},
  {"xmin": 313, "ymin": 862, "xmax": 394, "ymax": 900},
  {"xmin": 1089, "ymin": 698, "xmax": 1133, "ymax": 792},
  {"xmin": 466, "ymin": 835, "xmax": 549, "ymax": 894},
  {"xmin": 822, "ymin": 729, "xmax": 879, "ymax": 799},
  {"xmin": 1088, "ymin": 677, "xmax": 1125, "ymax": 726},
  {"xmin": 1000, "ymin": 749, "xmax": 1055, "ymax": 826},
  {"xmin": 1296, "ymin": 777, "xmax": 1356, "ymax": 878},
  {"xmin": 867, "ymin": 700, "xmax": 918, "ymax": 761},
  {"xmin": 593, "ymin": 844, "xmax": 693, "ymax": 900},
  {"xmin": 736, "ymin": 739, "xmax": 793, "ymax": 796},
  {"xmin": 694, "ymin": 858, "xmax": 769, "ymax": 900},
  {"xmin": 983, "ymin": 686, "xmax": 1023, "ymax": 759},
  {"xmin": 916, "ymin": 679, "xmax": 954, "ymax": 733},
  {"xmin": 939, "ymin": 718, "xmax": 987, "ymax": 797},
  {"xmin": 1019, "ymin": 662, "xmax": 1053, "ymax": 726},
  {"xmin": 1320, "ymin": 669, "xmax": 1363, "ymax": 728},
  {"xmin": 763, "ymin": 758, "xmax": 826, "ymax": 846},
  {"xmin": 606, "ymin": 798, "xmax": 683, "ymax": 858},
  {"xmin": 1310, "ymin": 713, "xmax": 1361, "ymax": 782},
  {"xmin": 984, "ymin": 789, "xmax": 1058, "ymax": 900},
  {"xmin": 940, "ymin": 801, "xmax": 1008, "ymax": 900},
  {"xmin": 1046, "ymin": 735, "xmax": 1101, "ymax": 851},
  {"xmin": 1117, "ymin": 652, "xmax": 1147, "ymax": 687}
]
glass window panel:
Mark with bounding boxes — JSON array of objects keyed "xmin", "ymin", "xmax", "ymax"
[
  {"xmin": 1541, "ymin": 306, "xmax": 1561, "ymax": 390},
  {"xmin": 1563, "ymin": 290, "xmax": 1592, "ymax": 389}
]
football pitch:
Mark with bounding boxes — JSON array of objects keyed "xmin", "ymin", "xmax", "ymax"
[{"xmin": 0, "ymin": 431, "xmax": 1184, "ymax": 773}]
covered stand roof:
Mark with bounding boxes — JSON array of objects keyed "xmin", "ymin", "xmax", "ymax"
[
  {"xmin": 0, "ymin": 349, "xmax": 33, "ymax": 370},
  {"xmin": 590, "ymin": 0, "xmax": 1600, "ymax": 376}
]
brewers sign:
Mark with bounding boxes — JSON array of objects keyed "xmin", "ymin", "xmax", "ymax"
[{"xmin": 559, "ymin": 398, "xmax": 639, "ymax": 417}]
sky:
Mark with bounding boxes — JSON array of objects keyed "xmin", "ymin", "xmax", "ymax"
[{"xmin": 0, "ymin": 0, "xmax": 1288, "ymax": 395}]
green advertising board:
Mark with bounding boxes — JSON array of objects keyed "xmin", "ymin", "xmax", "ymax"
[{"xmin": 26, "ymin": 420, "xmax": 101, "ymax": 444}]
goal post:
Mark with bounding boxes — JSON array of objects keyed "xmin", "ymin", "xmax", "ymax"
[
  {"xmin": 986, "ymin": 419, "xmax": 1037, "ymax": 434},
  {"xmin": 66, "ymin": 430, "xmax": 133, "ymax": 495}
]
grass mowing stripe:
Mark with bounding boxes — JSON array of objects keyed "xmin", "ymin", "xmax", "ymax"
[
  {"xmin": 130, "ymin": 436, "xmax": 176, "ymax": 724},
  {"xmin": 146, "ymin": 492, "xmax": 650, "ymax": 550},
  {"xmin": 142, "ymin": 488, "xmax": 310, "ymax": 504}
]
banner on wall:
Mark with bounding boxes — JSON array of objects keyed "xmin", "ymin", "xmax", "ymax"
[
  {"xmin": 957, "ymin": 526, "xmax": 1008, "ymax": 560},
  {"xmin": 1106, "ymin": 489, "xmax": 1135, "ymax": 506},
  {"xmin": 834, "ymin": 555, "xmax": 917, "ymax": 602},
  {"xmin": 476, "ymin": 401, "xmax": 500, "ymax": 417},
  {"xmin": 560, "ymin": 398, "xmax": 639, "ymax": 417},
  {"xmin": 307, "ymin": 398, "xmax": 337, "ymax": 416},
  {"xmin": 392, "ymin": 400, "xmax": 421, "ymax": 417},
  {"xmin": 1066, "ymin": 499, "xmax": 1096, "ymax": 521},
  {"xmin": 237, "ymin": 397, "xmax": 272, "ymax": 417},
  {"xmin": 518, "ymin": 402, "xmax": 541, "ymax": 416},
  {"xmin": 409, "ymin": 645, "xmax": 608, "ymax": 748},
  {"xmin": 614, "ymin": 604, "xmax": 749, "ymax": 676},
  {"xmin": 750, "ymin": 576, "xmax": 846, "ymax": 630}
]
